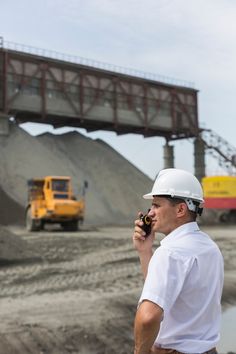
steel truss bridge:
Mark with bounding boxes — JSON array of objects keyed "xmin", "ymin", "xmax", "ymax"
[
  {"xmin": 0, "ymin": 39, "xmax": 236, "ymax": 173},
  {"xmin": 0, "ymin": 39, "xmax": 199, "ymax": 141}
]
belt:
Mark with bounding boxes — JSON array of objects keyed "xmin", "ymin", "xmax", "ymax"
[{"xmin": 150, "ymin": 347, "xmax": 217, "ymax": 354}]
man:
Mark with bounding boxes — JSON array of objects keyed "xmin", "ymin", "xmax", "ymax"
[{"xmin": 133, "ymin": 168, "xmax": 224, "ymax": 354}]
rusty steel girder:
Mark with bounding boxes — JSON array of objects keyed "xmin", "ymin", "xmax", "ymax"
[{"xmin": 0, "ymin": 46, "xmax": 199, "ymax": 140}]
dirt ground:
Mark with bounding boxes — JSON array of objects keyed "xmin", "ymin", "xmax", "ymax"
[{"xmin": 0, "ymin": 224, "xmax": 236, "ymax": 354}]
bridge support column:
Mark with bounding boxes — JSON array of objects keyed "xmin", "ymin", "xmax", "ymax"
[
  {"xmin": 163, "ymin": 142, "xmax": 174, "ymax": 169},
  {"xmin": 0, "ymin": 113, "xmax": 9, "ymax": 135},
  {"xmin": 194, "ymin": 137, "xmax": 205, "ymax": 182}
]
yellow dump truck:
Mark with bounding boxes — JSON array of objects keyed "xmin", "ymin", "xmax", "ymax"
[
  {"xmin": 26, "ymin": 176, "xmax": 87, "ymax": 231},
  {"xmin": 202, "ymin": 175, "xmax": 236, "ymax": 222}
]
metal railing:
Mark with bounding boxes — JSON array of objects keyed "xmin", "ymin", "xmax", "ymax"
[{"xmin": 0, "ymin": 37, "xmax": 195, "ymax": 88}]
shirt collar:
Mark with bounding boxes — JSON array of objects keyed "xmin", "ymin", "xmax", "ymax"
[{"xmin": 160, "ymin": 222, "xmax": 200, "ymax": 246}]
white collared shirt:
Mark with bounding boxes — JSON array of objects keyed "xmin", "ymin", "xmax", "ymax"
[{"xmin": 139, "ymin": 222, "xmax": 224, "ymax": 353}]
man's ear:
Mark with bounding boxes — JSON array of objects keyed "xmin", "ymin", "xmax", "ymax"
[{"xmin": 176, "ymin": 202, "xmax": 188, "ymax": 217}]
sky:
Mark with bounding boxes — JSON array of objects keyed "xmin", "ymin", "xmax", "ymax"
[{"xmin": 1, "ymin": 0, "xmax": 236, "ymax": 179}]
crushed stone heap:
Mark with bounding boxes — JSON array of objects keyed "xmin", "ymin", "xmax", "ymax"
[
  {"xmin": 0, "ymin": 226, "xmax": 41, "ymax": 263},
  {"xmin": 0, "ymin": 123, "xmax": 153, "ymax": 226},
  {"xmin": 0, "ymin": 186, "xmax": 25, "ymax": 225}
]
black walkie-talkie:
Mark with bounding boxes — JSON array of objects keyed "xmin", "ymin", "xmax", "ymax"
[{"xmin": 139, "ymin": 211, "xmax": 152, "ymax": 237}]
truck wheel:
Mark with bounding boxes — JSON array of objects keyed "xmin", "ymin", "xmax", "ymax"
[
  {"xmin": 71, "ymin": 220, "xmax": 79, "ymax": 231},
  {"xmin": 26, "ymin": 208, "xmax": 42, "ymax": 232},
  {"xmin": 61, "ymin": 220, "xmax": 78, "ymax": 232}
]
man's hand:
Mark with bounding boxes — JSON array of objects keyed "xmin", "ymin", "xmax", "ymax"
[
  {"xmin": 133, "ymin": 213, "xmax": 155, "ymax": 278},
  {"xmin": 133, "ymin": 213, "xmax": 155, "ymax": 251}
]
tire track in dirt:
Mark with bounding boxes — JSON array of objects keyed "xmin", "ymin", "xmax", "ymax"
[
  {"xmin": 0, "ymin": 325, "xmax": 75, "ymax": 354},
  {"xmin": 0, "ymin": 241, "xmax": 142, "ymax": 298},
  {"xmin": 0, "ymin": 262, "xmax": 141, "ymax": 297},
  {"xmin": 0, "ymin": 243, "xmax": 136, "ymax": 280}
]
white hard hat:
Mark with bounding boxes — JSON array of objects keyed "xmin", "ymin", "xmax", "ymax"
[{"xmin": 143, "ymin": 168, "xmax": 204, "ymax": 203}]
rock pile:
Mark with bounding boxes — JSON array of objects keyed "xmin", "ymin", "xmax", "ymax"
[
  {"xmin": 0, "ymin": 123, "xmax": 153, "ymax": 226},
  {"xmin": 0, "ymin": 225, "xmax": 41, "ymax": 264}
]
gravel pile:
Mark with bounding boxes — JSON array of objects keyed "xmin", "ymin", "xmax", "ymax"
[
  {"xmin": 0, "ymin": 123, "xmax": 153, "ymax": 226},
  {"xmin": 0, "ymin": 185, "xmax": 25, "ymax": 225},
  {"xmin": 0, "ymin": 226, "xmax": 41, "ymax": 263}
]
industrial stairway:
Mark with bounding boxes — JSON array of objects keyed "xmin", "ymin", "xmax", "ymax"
[{"xmin": 201, "ymin": 129, "xmax": 236, "ymax": 174}]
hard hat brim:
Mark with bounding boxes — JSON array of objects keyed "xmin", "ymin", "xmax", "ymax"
[
  {"xmin": 143, "ymin": 192, "xmax": 204, "ymax": 203},
  {"xmin": 143, "ymin": 192, "xmax": 154, "ymax": 199}
]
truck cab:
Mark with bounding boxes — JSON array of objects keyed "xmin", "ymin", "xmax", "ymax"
[{"xmin": 26, "ymin": 176, "xmax": 86, "ymax": 231}]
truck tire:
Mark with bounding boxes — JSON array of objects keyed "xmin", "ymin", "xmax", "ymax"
[
  {"xmin": 26, "ymin": 208, "xmax": 42, "ymax": 232},
  {"xmin": 71, "ymin": 220, "xmax": 79, "ymax": 231},
  {"xmin": 61, "ymin": 220, "xmax": 78, "ymax": 232}
]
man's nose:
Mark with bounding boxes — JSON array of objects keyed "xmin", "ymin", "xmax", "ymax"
[{"xmin": 148, "ymin": 208, "xmax": 154, "ymax": 216}]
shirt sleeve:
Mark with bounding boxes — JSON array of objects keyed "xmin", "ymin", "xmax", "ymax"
[{"xmin": 138, "ymin": 247, "xmax": 193, "ymax": 311}]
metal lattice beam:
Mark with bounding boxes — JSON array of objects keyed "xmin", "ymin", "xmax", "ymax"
[{"xmin": 201, "ymin": 129, "xmax": 236, "ymax": 174}]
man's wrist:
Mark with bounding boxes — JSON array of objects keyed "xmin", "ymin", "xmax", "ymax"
[
  {"xmin": 138, "ymin": 249, "xmax": 153, "ymax": 258},
  {"xmin": 134, "ymin": 347, "xmax": 151, "ymax": 354}
]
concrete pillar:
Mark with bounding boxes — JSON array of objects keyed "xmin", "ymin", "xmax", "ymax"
[
  {"xmin": 163, "ymin": 142, "xmax": 174, "ymax": 169},
  {"xmin": 0, "ymin": 113, "xmax": 9, "ymax": 135},
  {"xmin": 194, "ymin": 137, "xmax": 205, "ymax": 182}
]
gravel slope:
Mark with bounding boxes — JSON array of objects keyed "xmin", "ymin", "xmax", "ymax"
[{"xmin": 0, "ymin": 123, "xmax": 153, "ymax": 226}]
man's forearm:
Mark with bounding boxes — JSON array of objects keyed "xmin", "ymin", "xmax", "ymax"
[
  {"xmin": 134, "ymin": 316, "xmax": 160, "ymax": 354},
  {"xmin": 134, "ymin": 301, "xmax": 162, "ymax": 354},
  {"xmin": 138, "ymin": 250, "xmax": 153, "ymax": 279}
]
